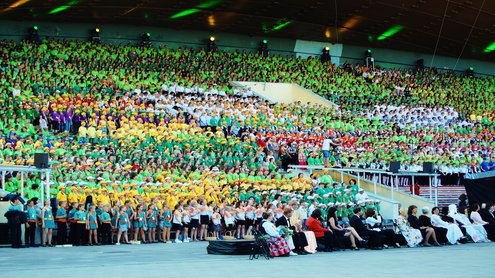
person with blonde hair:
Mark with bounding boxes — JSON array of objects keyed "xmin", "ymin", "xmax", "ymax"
[{"xmin": 396, "ymin": 209, "xmax": 422, "ymax": 247}]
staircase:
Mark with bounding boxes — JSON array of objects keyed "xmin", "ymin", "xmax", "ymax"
[{"xmin": 398, "ymin": 186, "xmax": 466, "ymax": 207}]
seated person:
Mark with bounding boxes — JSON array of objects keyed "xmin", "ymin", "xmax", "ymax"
[
  {"xmin": 364, "ymin": 208, "xmax": 401, "ymax": 248},
  {"xmin": 305, "ymin": 208, "xmax": 334, "ymax": 252},
  {"xmin": 407, "ymin": 205, "xmax": 441, "ymax": 247},
  {"xmin": 440, "ymin": 206, "xmax": 467, "ymax": 236},
  {"xmin": 260, "ymin": 212, "xmax": 294, "ymax": 257},
  {"xmin": 418, "ymin": 207, "xmax": 448, "ymax": 244},
  {"xmin": 470, "ymin": 203, "xmax": 495, "ymax": 241},
  {"xmin": 396, "ymin": 210, "xmax": 423, "ymax": 247},
  {"xmin": 275, "ymin": 207, "xmax": 310, "ymax": 255},
  {"xmin": 349, "ymin": 207, "xmax": 382, "ymax": 250},
  {"xmin": 288, "ymin": 201, "xmax": 317, "ymax": 254},
  {"xmin": 326, "ymin": 207, "xmax": 367, "ymax": 250},
  {"xmin": 449, "ymin": 205, "xmax": 490, "ymax": 243},
  {"xmin": 431, "ymin": 207, "xmax": 464, "ymax": 245},
  {"xmin": 479, "ymin": 203, "xmax": 495, "ymax": 224}
]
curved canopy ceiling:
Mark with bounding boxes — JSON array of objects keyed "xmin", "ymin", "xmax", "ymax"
[{"xmin": 2, "ymin": 0, "xmax": 495, "ymax": 61}]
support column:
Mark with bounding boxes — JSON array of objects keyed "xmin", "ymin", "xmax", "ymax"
[{"xmin": 20, "ymin": 172, "xmax": 24, "ymax": 198}]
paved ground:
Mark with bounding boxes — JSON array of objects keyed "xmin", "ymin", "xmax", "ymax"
[{"xmin": 1, "ymin": 242, "xmax": 493, "ymax": 277}]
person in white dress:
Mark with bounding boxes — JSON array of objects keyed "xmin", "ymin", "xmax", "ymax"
[
  {"xmin": 448, "ymin": 205, "xmax": 489, "ymax": 243},
  {"xmin": 396, "ymin": 210, "xmax": 423, "ymax": 247},
  {"xmin": 470, "ymin": 203, "xmax": 495, "ymax": 240},
  {"xmin": 430, "ymin": 207, "xmax": 464, "ymax": 245}
]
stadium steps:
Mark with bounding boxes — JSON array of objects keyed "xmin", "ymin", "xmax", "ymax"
[{"xmin": 397, "ymin": 186, "xmax": 466, "ymax": 207}]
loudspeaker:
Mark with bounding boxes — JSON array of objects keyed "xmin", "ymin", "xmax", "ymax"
[
  {"xmin": 389, "ymin": 161, "xmax": 400, "ymax": 173},
  {"xmin": 423, "ymin": 162, "xmax": 434, "ymax": 173},
  {"xmin": 34, "ymin": 153, "xmax": 49, "ymax": 169}
]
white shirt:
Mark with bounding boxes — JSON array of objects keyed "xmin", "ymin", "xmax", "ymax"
[
  {"xmin": 322, "ymin": 139, "xmax": 331, "ymax": 151},
  {"xmin": 470, "ymin": 211, "xmax": 488, "ymax": 225},
  {"xmin": 298, "ymin": 207, "xmax": 308, "ymax": 220},
  {"xmin": 262, "ymin": 221, "xmax": 281, "ymax": 237},
  {"xmin": 355, "ymin": 192, "xmax": 368, "ymax": 202},
  {"xmin": 365, "ymin": 216, "xmax": 382, "ymax": 226},
  {"xmin": 430, "ymin": 214, "xmax": 450, "ymax": 228},
  {"xmin": 12, "ymin": 88, "xmax": 21, "ymax": 97}
]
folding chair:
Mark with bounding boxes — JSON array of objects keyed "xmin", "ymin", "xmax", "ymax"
[{"xmin": 249, "ymin": 229, "xmax": 272, "ymax": 260}]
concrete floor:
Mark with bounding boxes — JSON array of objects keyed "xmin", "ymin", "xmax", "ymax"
[{"xmin": 0, "ymin": 242, "xmax": 493, "ymax": 278}]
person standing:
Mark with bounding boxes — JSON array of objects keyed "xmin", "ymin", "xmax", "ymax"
[
  {"xmin": 25, "ymin": 199, "xmax": 38, "ymax": 247},
  {"xmin": 41, "ymin": 199, "xmax": 55, "ymax": 247},
  {"xmin": 322, "ymin": 136, "xmax": 332, "ymax": 166},
  {"xmin": 55, "ymin": 201, "xmax": 68, "ymax": 245},
  {"xmin": 99, "ymin": 205, "xmax": 112, "ymax": 245},
  {"xmin": 5, "ymin": 196, "xmax": 24, "ymax": 248}
]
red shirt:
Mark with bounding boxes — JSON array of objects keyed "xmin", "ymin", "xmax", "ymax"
[{"xmin": 306, "ymin": 216, "xmax": 329, "ymax": 238}]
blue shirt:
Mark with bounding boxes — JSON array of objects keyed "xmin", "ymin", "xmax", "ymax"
[
  {"xmin": 43, "ymin": 208, "xmax": 53, "ymax": 220},
  {"xmin": 99, "ymin": 212, "xmax": 110, "ymax": 222},
  {"xmin": 68, "ymin": 208, "xmax": 77, "ymax": 220},
  {"xmin": 26, "ymin": 207, "xmax": 37, "ymax": 221},
  {"xmin": 8, "ymin": 204, "xmax": 23, "ymax": 211},
  {"xmin": 481, "ymin": 161, "xmax": 490, "ymax": 171},
  {"xmin": 56, "ymin": 207, "xmax": 67, "ymax": 219},
  {"xmin": 74, "ymin": 211, "xmax": 87, "ymax": 223}
]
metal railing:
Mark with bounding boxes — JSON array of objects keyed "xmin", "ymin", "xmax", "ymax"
[
  {"xmin": 0, "ymin": 165, "xmax": 53, "ymax": 204},
  {"xmin": 289, "ymin": 165, "xmax": 439, "ymax": 206}
]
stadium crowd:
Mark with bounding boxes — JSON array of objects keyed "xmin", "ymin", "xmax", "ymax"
[{"xmin": 2, "ymin": 39, "xmax": 495, "ymax": 254}]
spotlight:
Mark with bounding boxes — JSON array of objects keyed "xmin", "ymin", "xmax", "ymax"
[
  {"xmin": 258, "ymin": 39, "xmax": 269, "ymax": 57},
  {"xmin": 141, "ymin": 32, "xmax": 151, "ymax": 47},
  {"xmin": 466, "ymin": 67, "xmax": 474, "ymax": 77},
  {"xmin": 91, "ymin": 27, "xmax": 101, "ymax": 43},
  {"xmin": 207, "ymin": 36, "xmax": 217, "ymax": 52},
  {"xmin": 321, "ymin": 46, "xmax": 331, "ymax": 63},
  {"xmin": 27, "ymin": 25, "xmax": 40, "ymax": 43}
]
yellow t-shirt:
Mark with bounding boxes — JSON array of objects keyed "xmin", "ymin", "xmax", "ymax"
[
  {"xmin": 78, "ymin": 126, "xmax": 87, "ymax": 137},
  {"xmin": 87, "ymin": 126, "xmax": 96, "ymax": 138}
]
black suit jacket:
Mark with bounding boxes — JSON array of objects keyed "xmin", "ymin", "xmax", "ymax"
[
  {"xmin": 275, "ymin": 216, "xmax": 294, "ymax": 230},
  {"xmin": 480, "ymin": 210, "xmax": 495, "ymax": 224},
  {"xmin": 274, "ymin": 216, "xmax": 308, "ymax": 248},
  {"xmin": 350, "ymin": 215, "xmax": 369, "ymax": 237},
  {"xmin": 419, "ymin": 215, "xmax": 433, "ymax": 228}
]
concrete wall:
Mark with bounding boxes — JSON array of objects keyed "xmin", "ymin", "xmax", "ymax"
[
  {"xmin": 342, "ymin": 44, "xmax": 495, "ymax": 76},
  {"xmin": 1, "ymin": 20, "xmax": 494, "ymax": 75},
  {"xmin": 294, "ymin": 40, "xmax": 343, "ymax": 65},
  {"xmin": 0, "ymin": 20, "xmax": 296, "ymax": 56}
]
